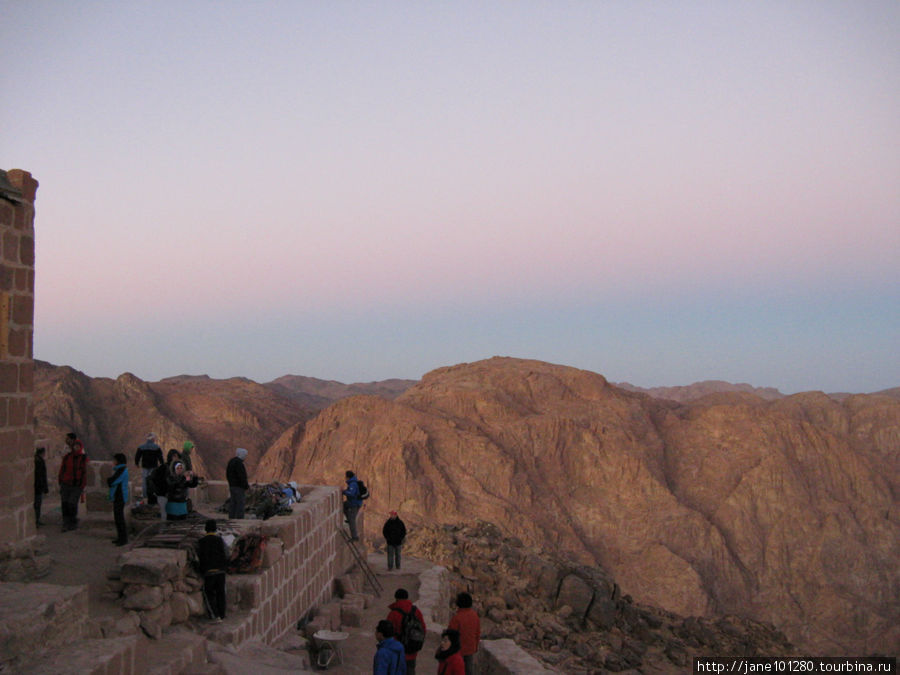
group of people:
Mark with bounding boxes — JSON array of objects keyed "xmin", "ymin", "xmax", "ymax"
[
  {"xmin": 374, "ymin": 590, "xmax": 481, "ymax": 675},
  {"xmin": 34, "ymin": 431, "xmax": 256, "ymax": 544}
]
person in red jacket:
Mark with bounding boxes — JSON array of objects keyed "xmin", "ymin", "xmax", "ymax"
[
  {"xmin": 435, "ymin": 629, "xmax": 465, "ymax": 675},
  {"xmin": 58, "ymin": 432, "xmax": 88, "ymax": 532},
  {"xmin": 447, "ymin": 592, "xmax": 480, "ymax": 675},
  {"xmin": 386, "ymin": 587, "xmax": 426, "ymax": 673}
]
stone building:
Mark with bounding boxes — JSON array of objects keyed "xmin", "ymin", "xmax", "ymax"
[{"xmin": 0, "ymin": 168, "xmax": 39, "ymax": 573}]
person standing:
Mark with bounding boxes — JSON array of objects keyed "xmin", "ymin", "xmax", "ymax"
[
  {"xmin": 342, "ymin": 470, "xmax": 363, "ymax": 541},
  {"xmin": 33, "ymin": 447, "xmax": 49, "ymax": 527},
  {"xmin": 107, "ymin": 453, "xmax": 130, "ymax": 545},
  {"xmin": 435, "ymin": 629, "xmax": 465, "ymax": 675},
  {"xmin": 135, "ymin": 433, "xmax": 163, "ymax": 504},
  {"xmin": 181, "ymin": 440, "xmax": 195, "ymax": 472},
  {"xmin": 448, "ymin": 593, "xmax": 480, "ymax": 675},
  {"xmin": 197, "ymin": 519, "xmax": 228, "ymax": 622},
  {"xmin": 382, "ymin": 511, "xmax": 407, "ymax": 571},
  {"xmin": 153, "ymin": 449, "xmax": 180, "ymax": 518},
  {"xmin": 373, "ymin": 619, "xmax": 406, "ymax": 675},
  {"xmin": 226, "ymin": 448, "xmax": 249, "ymax": 519},
  {"xmin": 58, "ymin": 432, "xmax": 88, "ymax": 532},
  {"xmin": 386, "ymin": 588, "xmax": 425, "ymax": 674}
]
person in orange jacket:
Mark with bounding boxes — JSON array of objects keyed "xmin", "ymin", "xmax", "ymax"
[{"xmin": 447, "ymin": 592, "xmax": 480, "ymax": 675}]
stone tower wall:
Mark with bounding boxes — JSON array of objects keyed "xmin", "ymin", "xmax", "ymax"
[{"xmin": 0, "ymin": 169, "xmax": 38, "ymax": 549}]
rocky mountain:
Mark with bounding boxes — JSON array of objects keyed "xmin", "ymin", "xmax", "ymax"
[
  {"xmin": 614, "ymin": 380, "xmax": 784, "ymax": 402},
  {"xmin": 255, "ymin": 357, "xmax": 900, "ymax": 656},
  {"xmin": 263, "ymin": 375, "xmax": 416, "ymax": 409},
  {"xmin": 33, "ymin": 362, "xmax": 313, "ymax": 480},
  {"xmin": 33, "ymin": 362, "xmax": 416, "ymax": 481}
]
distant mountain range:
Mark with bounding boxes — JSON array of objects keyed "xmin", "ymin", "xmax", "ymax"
[{"xmin": 33, "ymin": 358, "xmax": 899, "ymax": 655}]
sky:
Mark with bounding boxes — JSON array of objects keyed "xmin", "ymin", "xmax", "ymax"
[{"xmin": 2, "ymin": 1, "xmax": 898, "ymax": 394}]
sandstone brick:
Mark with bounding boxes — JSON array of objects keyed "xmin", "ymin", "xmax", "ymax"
[
  {"xmin": 120, "ymin": 548, "xmax": 187, "ymax": 585},
  {"xmin": 0, "ymin": 363, "xmax": 19, "ymax": 393},
  {"xmin": 18, "ymin": 236, "xmax": 33, "ymax": 266},
  {"xmin": 12, "ymin": 293, "xmax": 32, "ymax": 325},
  {"xmin": 0, "ymin": 203, "xmax": 12, "ymax": 227},
  {"xmin": 6, "ymin": 170, "xmax": 38, "ymax": 203},
  {"xmin": 3, "ymin": 232, "xmax": 17, "ymax": 262}
]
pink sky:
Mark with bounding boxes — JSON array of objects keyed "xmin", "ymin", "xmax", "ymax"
[{"xmin": 2, "ymin": 2, "xmax": 898, "ymax": 392}]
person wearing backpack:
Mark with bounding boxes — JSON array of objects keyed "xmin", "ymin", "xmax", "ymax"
[
  {"xmin": 386, "ymin": 588, "xmax": 426, "ymax": 673},
  {"xmin": 342, "ymin": 470, "xmax": 364, "ymax": 541}
]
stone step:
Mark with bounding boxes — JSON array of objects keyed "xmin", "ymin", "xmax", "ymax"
[
  {"xmin": 13, "ymin": 635, "xmax": 144, "ymax": 675},
  {"xmin": 146, "ymin": 630, "xmax": 210, "ymax": 675},
  {"xmin": 0, "ymin": 582, "xmax": 90, "ymax": 665}
]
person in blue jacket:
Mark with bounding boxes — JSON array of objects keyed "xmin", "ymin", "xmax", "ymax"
[
  {"xmin": 373, "ymin": 619, "xmax": 406, "ymax": 674},
  {"xmin": 342, "ymin": 470, "xmax": 363, "ymax": 541},
  {"xmin": 107, "ymin": 453, "xmax": 130, "ymax": 546}
]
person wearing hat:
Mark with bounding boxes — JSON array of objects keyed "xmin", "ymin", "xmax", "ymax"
[
  {"xmin": 226, "ymin": 448, "xmax": 250, "ymax": 519},
  {"xmin": 382, "ymin": 510, "xmax": 407, "ymax": 571},
  {"xmin": 135, "ymin": 433, "xmax": 163, "ymax": 504},
  {"xmin": 181, "ymin": 440, "xmax": 195, "ymax": 472},
  {"xmin": 165, "ymin": 460, "xmax": 197, "ymax": 521}
]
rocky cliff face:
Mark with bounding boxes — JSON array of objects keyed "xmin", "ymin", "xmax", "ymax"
[
  {"xmin": 255, "ymin": 357, "xmax": 900, "ymax": 655},
  {"xmin": 405, "ymin": 521, "xmax": 793, "ymax": 673},
  {"xmin": 33, "ymin": 362, "xmax": 313, "ymax": 480}
]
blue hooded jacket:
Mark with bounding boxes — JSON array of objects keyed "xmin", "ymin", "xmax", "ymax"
[
  {"xmin": 108, "ymin": 463, "xmax": 129, "ymax": 503},
  {"xmin": 343, "ymin": 476, "xmax": 363, "ymax": 507},
  {"xmin": 373, "ymin": 636, "xmax": 406, "ymax": 674}
]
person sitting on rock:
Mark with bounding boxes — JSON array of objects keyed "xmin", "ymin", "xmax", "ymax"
[{"xmin": 197, "ymin": 518, "xmax": 227, "ymax": 623}]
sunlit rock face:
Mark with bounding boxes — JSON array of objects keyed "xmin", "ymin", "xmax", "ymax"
[{"xmin": 257, "ymin": 357, "xmax": 900, "ymax": 655}]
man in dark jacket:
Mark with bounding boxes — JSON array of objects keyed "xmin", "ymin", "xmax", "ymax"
[
  {"xmin": 197, "ymin": 519, "xmax": 228, "ymax": 622},
  {"xmin": 135, "ymin": 433, "xmax": 164, "ymax": 504},
  {"xmin": 226, "ymin": 448, "xmax": 249, "ymax": 519},
  {"xmin": 34, "ymin": 447, "xmax": 49, "ymax": 526},
  {"xmin": 58, "ymin": 432, "xmax": 88, "ymax": 532},
  {"xmin": 382, "ymin": 511, "xmax": 407, "ymax": 571},
  {"xmin": 386, "ymin": 588, "xmax": 425, "ymax": 673}
]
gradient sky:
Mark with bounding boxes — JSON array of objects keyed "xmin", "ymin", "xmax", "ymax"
[{"xmin": 2, "ymin": 1, "xmax": 898, "ymax": 393}]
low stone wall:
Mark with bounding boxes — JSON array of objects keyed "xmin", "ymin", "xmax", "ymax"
[
  {"xmin": 479, "ymin": 639, "xmax": 558, "ymax": 674},
  {"xmin": 113, "ymin": 483, "xmax": 352, "ymax": 648}
]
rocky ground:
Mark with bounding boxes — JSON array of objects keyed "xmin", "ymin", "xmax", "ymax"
[{"xmin": 406, "ymin": 520, "xmax": 796, "ymax": 674}]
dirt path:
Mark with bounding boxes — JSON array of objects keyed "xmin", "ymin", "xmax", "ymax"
[{"xmin": 320, "ymin": 552, "xmax": 443, "ymax": 674}]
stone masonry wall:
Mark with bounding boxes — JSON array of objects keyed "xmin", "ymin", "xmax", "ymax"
[
  {"xmin": 116, "ymin": 484, "xmax": 352, "ymax": 648},
  {"xmin": 0, "ymin": 169, "xmax": 38, "ymax": 553}
]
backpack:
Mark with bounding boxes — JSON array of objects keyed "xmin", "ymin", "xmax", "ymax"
[
  {"xmin": 151, "ymin": 464, "xmax": 169, "ymax": 496},
  {"xmin": 399, "ymin": 605, "xmax": 425, "ymax": 654},
  {"xmin": 356, "ymin": 479, "xmax": 370, "ymax": 500}
]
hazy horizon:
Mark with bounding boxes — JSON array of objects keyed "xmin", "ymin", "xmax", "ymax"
[{"xmin": 3, "ymin": 2, "xmax": 898, "ymax": 395}]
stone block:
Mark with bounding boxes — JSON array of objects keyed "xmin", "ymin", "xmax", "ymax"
[
  {"xmin": 340, "ymin": 594, "xmax": 365, "ymax": 627},
  {"xmin": 261, "ymin": 537, "xmax": 283, "ymax": 568},
  {"xmin": 119, "ymin": 548, "xmax": 186, "ymax": 585},
  {"xmin": 556, "ymin": 573, "xmax": 593, "ymax": 619},
  {"xmin": 139, "ymin": 600, "xmax": 172, "ymax": 639},
  {"xmin": 122, "ymin": 585, "xmax": 164, "ymax": 610},
  {"xmin": 170, "ymin": 591, "xmax": 191, "ymax": 623}
]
